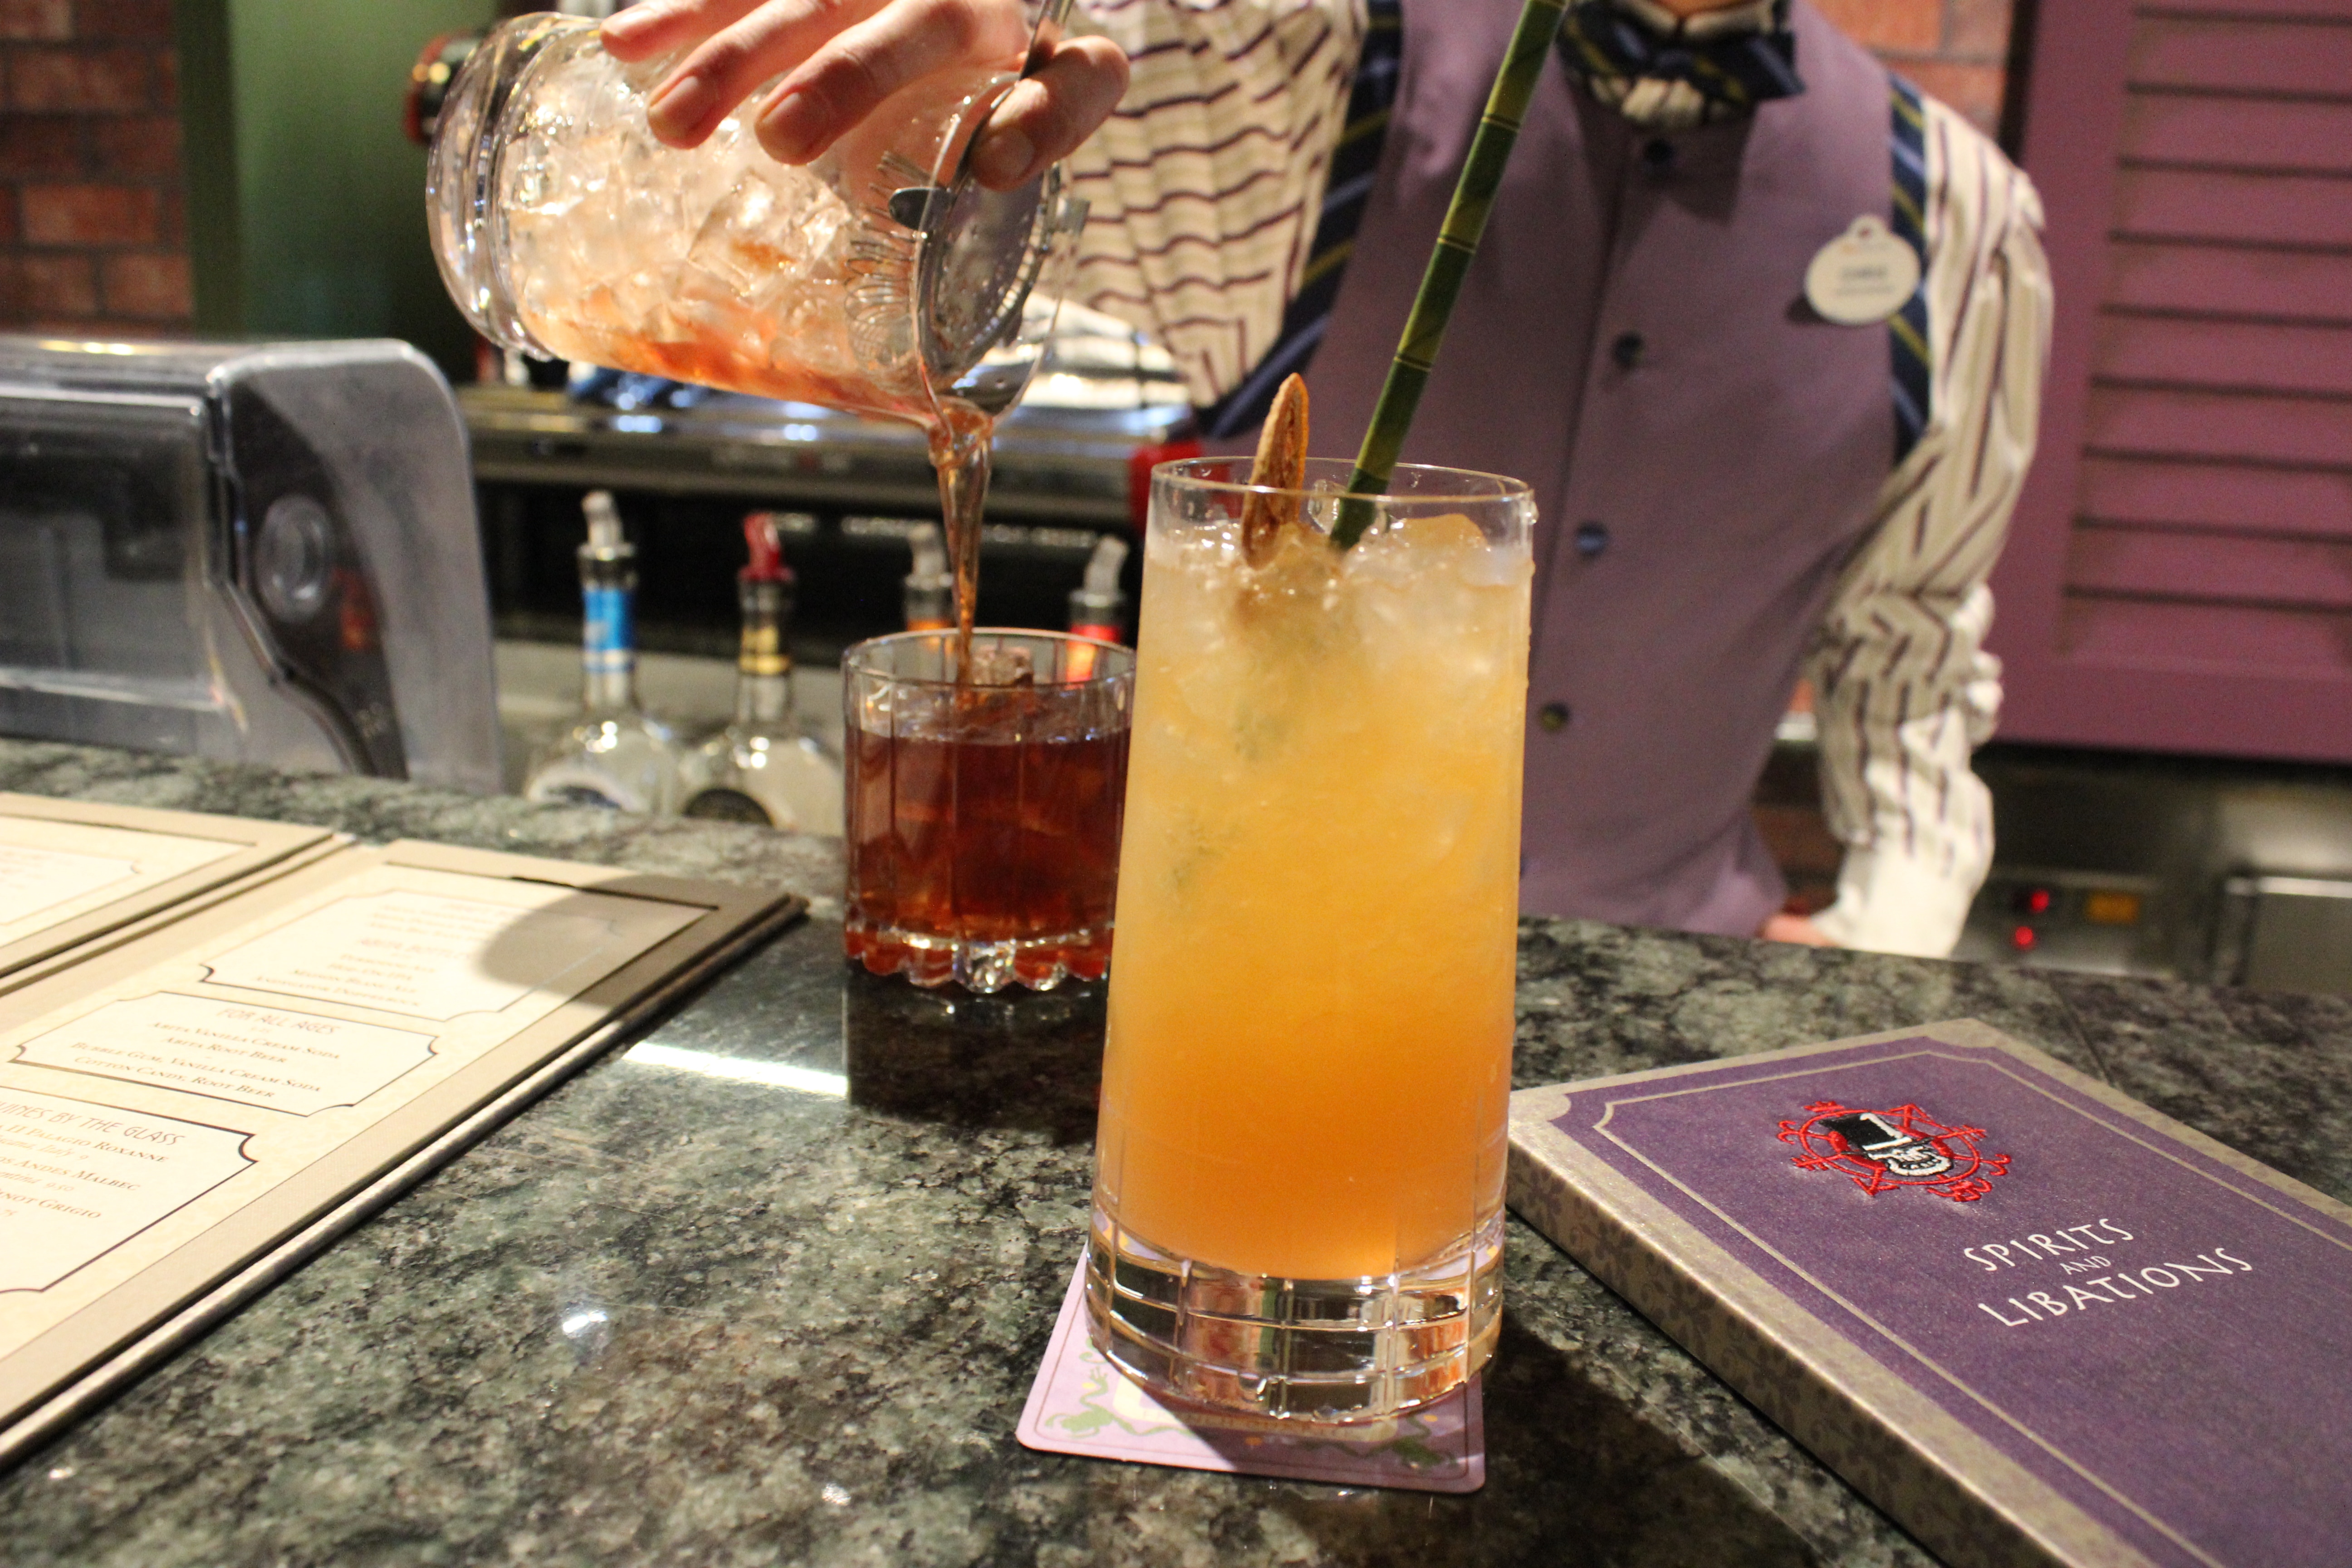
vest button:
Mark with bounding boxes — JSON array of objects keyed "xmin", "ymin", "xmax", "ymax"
[
  {"xmin": 1575, "ymin": 521, "xmax": 1610, "ymax": 558},
  {"xmin": 1610, "ymin": 331, "xmax": 1645, "ymax": 370},
  {"xmin": 1642, "ymin": 137, "xmax": 1678, "ymax": 171},
  {"xmin": 1537, "ymin": 702, "xmax": 1572, "ymax": 732}
]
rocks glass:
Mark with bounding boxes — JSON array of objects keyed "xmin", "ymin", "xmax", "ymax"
[
  {"xmin": 1088, "ymin": 458, "xmax": 1534, "ymax": 1421},
  {"xmin": 842, "ymin": 630, "xmax": 1132, "ymax": 994}
]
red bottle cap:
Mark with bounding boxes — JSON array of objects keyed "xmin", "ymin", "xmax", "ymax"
[{"xmin": 742, "ymin": 512, "xmax": 791, "ymax": 582}]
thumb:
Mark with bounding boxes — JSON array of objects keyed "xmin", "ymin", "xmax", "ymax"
[{"xmin": 968, "ymin": 33, "xmax": 1128, "ymax": 189}]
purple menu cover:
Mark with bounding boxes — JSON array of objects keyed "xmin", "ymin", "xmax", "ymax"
[{"xmin": 1506, "ymin": 1020, "xmax": 2352, "ymax": 1568}]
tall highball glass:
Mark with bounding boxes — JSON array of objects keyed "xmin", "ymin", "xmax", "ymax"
[{"xmin": 1088, "ymin": 457, "xmax": 1534, "ymax": 1422}]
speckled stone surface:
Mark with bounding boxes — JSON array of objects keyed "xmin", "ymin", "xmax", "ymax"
[
  {"xmin": 0, "ymin": 742, "xmax": 2345, "ymax": 1567},
  {"xmin": 0, "ymin": 740, "xmax": 848, "ymax": 921}
]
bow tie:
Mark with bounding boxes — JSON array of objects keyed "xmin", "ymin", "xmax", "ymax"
[{"xmin": 1556, "ymin": 0, "xmax": 1806, "ymax": 130}]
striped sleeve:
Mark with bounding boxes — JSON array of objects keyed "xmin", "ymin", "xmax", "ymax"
[
  {"xmin": 1065, "ymin": 0, "xmax": 1365, "ymax": 407},
  {"xmin": 1807, "ymin": 96, "xmax": 2054, "ymax": 959}
]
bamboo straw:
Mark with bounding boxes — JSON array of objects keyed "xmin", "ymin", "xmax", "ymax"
[{"xmin": 1333, "ymin": 0, "xmax": 1569, "ymax": 550}]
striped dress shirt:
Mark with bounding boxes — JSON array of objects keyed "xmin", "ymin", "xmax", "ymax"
[{"xmin": 1062, "ymin": 0, "xmax": 2054, "ymax": 958}]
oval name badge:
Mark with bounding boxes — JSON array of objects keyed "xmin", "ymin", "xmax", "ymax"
[{"xmin": 1804, "ymin": 214, "xmax": 1921, "ymax": 326}]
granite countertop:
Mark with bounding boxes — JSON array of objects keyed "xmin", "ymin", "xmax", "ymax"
[{"xmin": 1, "ymin": 740, "xmax": 2346, "ymax": 1568}]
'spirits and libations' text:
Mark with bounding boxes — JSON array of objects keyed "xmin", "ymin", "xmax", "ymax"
[{"xmin": 1963, "ymin": 1218, "xmax": 2253, "ymax": 1327}]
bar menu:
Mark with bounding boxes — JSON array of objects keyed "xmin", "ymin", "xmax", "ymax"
[
  {"xmin": 0, "ymin": 795, "xmax": 337, "ymax": 992},
  {"xmin": 1508, "ymin": 1021, "xmax": 2352, "ymax": 1568},
  {"xmin": 0, "ymin": 833, "xmax": 798, "ymax": 1465}
]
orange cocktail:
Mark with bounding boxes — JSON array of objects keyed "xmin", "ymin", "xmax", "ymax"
[{"xmin": 1088, "ymin": 456, "xmax": 1533, "ymax": 1422}]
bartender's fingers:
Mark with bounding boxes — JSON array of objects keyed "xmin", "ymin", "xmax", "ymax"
[
  {"xmin": 752, "ymin": 0, "xmax": 1030, "ymax": 165},
  {"xmin": 968, "ymin": 36, "xmax": 1128, "ymax": 189},
  {"xmin": 631, "ymin": 0, "xmax": 892, "ymax": 147},
  {"xmin": 600, "ymin": 0, "xmax": 765, "ymax": 65}
]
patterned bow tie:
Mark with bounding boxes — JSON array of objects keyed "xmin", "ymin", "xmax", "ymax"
[{"xmin": 1556, "ymin": 0, "xmax": 1806, "ymax": 130}]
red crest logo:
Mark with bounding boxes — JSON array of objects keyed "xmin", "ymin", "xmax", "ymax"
[{"xmin": 1778, "ymin": 1100, "xmax": 2010, "ymax": 1202}]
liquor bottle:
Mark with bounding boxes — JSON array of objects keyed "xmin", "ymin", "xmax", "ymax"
[
  {"xmin": 1068, "ymin": 534, "xmax": 1130, "ymax": 643},
  {"xmin": 521, "ymin": 491, "xmax": 681, "ymax": 813},
  {"xmin": 678, "ymin": 513, "xmax": 845, "ymax": 833},
  {"xmin": 903, "ymin": 522, "xmax": 953, "ymax": 632}
]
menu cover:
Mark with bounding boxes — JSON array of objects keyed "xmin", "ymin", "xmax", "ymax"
[
  {"xmin": 0, "ymin": 838, "xmax": 801, "ymax": 1466},
  {"xmin": 0, "ymin": 795, "xmax": 340, "ymax": 994},
  {"xmin": 1507, "ymin": 1020, "xmax": 2352, "ymax": 1568}
]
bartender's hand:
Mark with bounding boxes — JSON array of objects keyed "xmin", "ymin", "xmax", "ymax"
[
  {"xmin": 1759, "ymin": 912, "xmax": 1837, "ymax": 946},
  {"xmin": 602, "ymin": 0, "xmax": 1129, "ymax": 190}
]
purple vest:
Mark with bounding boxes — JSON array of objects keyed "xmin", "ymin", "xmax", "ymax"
[{"xmin": 1299, "ymin": 0, "xmax": 1895, "ymax": 936}]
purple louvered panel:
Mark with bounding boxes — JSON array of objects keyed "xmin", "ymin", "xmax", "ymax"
[{"xmin": 1991, "ymin": 0, "xmax": 2352, "ymax": 760}]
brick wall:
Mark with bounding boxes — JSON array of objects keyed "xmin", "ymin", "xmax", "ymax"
[
  {"xmin": 0, "ymin": 0, "xmax": 188, "ymax": 330},
  {"xmin": 1822, "ymin": 0, "xmax": 2014, "ymax": 137}
]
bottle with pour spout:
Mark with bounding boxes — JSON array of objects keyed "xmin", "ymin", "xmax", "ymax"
[
  {"xmin": 679, "ymin": 514, "xmax": 845, "ymax": 833},
  {"xmin": 523, "ymin": 491, "xmax": 681, "ymax": 813},
  {"xmin": 1068, "ymin": 534, "xmax": 1129, "ymax": 643},
  {"xmin": 903, "ymin": 523, "xmax": 954, "ymax": 632}
]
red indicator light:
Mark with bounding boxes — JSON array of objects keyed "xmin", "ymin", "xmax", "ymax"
[
  {"xmin": 2027, "ymin": 888, "xmax": 2053, "ymax": 915},
  {"xmin": 2011, "ymin": 925, "xmax": 2038, "ymax": 951}
]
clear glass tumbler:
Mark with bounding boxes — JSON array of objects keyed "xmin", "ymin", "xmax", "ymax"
[
  {"xmin": 843, "ymin": 630, "xmax": 1133, "ymax": 994},
  {"xmin": 426, "ymin": 6, "xmax": 1083, "ymax": 418},
  {"xmin": 1088, "ymin": 458, "xmax": 1534, "ymax": 1421}
]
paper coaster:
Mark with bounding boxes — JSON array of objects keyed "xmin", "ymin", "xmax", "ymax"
[{"xmin": 1015, "ymin": 1256, "xmax": 1486, "ymax": 1493}]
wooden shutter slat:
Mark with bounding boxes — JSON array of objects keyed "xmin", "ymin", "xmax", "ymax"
[
  {"xmin": 2060, "ymin": 594, "xmax": 2352, "ymax": 674},
  {"xmin": 2067, "ymin": 525, "xmax": 2352, "ymax": 607},
  {"xmin": 2080, "ymin": 456, "xmax": 2352, "ymax": 538},
  {"xmin": 2086, "ymin": 387, "xmax": 2352, "ymax": 466},
  {"xmin": 2112, "ymin": 166, "xmax": 2352, "ymax": 247},
  {"xmin": 2138, "ymin": 2, "xmax": 2352, "ymax": 20},
  {"xmin": 2093, "ymin": 315, "xmax": 2352, "ymax": 394},
  {"xmin": 2103, "ymin": 239, "xmax": 2352, "ymax": 322},
  {"xmin": 2128, "ymin": 15, "xmax": 2352, "ymax": 94},
  {"xmin": 2120, "ymin": 93, "xmax": 2352, "ymax": 173}
]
